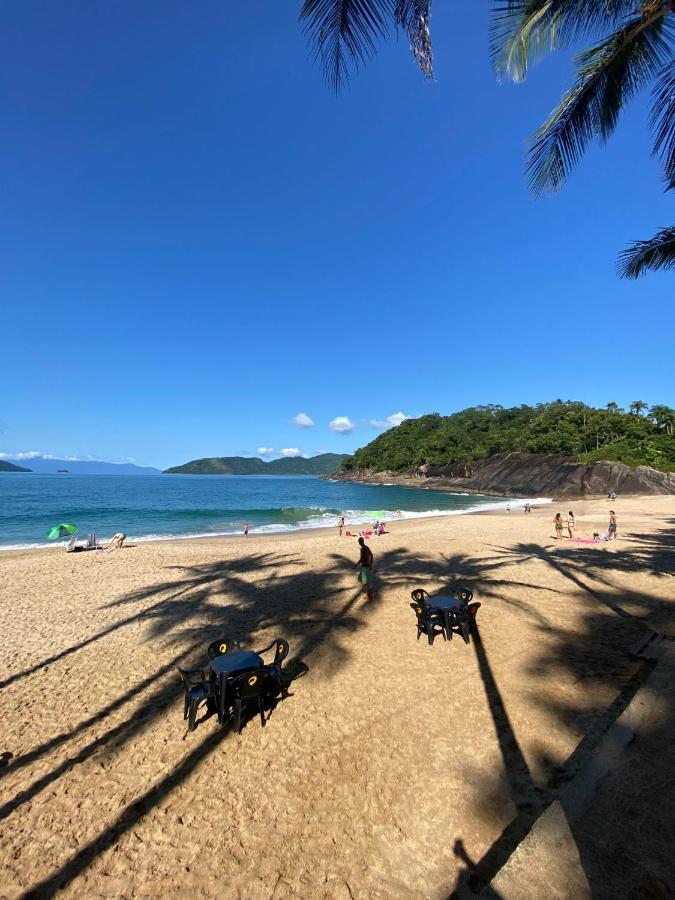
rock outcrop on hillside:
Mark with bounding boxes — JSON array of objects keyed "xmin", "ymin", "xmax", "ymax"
[{"xmin": 334, "ymin": 452, "xmax": 675, "ymax": 499}]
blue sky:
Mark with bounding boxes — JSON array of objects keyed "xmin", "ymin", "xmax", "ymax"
[{"xmin": 1, "ymin": 2, "xmax": 673, "ymax": 469}]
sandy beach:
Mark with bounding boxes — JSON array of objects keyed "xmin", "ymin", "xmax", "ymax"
[{"xmin": 1, "ymin": 495, "xmax": 674, "ymax": 897}]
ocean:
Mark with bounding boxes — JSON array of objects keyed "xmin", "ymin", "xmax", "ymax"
[{"xmin": 0, "ymin": 474, "xmax": 549, "ymax": 550}]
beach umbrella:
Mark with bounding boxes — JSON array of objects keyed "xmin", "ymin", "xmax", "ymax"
[{"xmin": 45, "ymin": 523, "xmax": 79, "ymax": 540}]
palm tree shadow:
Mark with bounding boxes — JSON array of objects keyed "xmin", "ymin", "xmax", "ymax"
[{"xmin": 11, "ymin": 549, "xmax": 385, "ymax": 895}]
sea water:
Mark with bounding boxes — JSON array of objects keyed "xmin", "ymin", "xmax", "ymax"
[{"xmin": 0, "ymin": 474, "xmax": 551, "ymax": 550}]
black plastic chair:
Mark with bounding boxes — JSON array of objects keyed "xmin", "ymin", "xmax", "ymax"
[
  {"xmin": 410, "ymin": 588, "xmax": 430, "ymax": 605},
  {"xmin": 455, "ymin": 586, "xmax": 473, "ymax": 605},
  {"xmin": 410, "ymin": 602, "xmax": 445, "ymax": 646},
  {"xmin": 207, "ymin": 638, "xmax": 241, "ymax": 660},
  {"xmin": 450, "ymin": 586, "xmax": 480, "ymax": 633},
  {"xmin": 256, "ymin": 637, "xmax": 290, "ymax": 699},
  {"xmin": 445, "ymin": 606, "xmax": 471, "ymax": 645},
  {"xmin": 177, "ymin": 667, "xmax": 216, "ymax": 732},
  {"xmin": 229, "ymin": 668, "xmax": 267, "ymax": 734}
]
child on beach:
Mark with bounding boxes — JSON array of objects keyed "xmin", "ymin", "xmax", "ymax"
[{"xmin": 553, "ymin": 513, "xmax": 564, "ymax": 540}]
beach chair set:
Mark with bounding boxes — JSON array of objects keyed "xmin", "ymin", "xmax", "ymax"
[
  {"xmin": 177, "ymin": 637, "xmax": 290, "ymax": 735},
  {"xmin": 65, "ymin": 533, "xmax": 100, "ymax": 553},
  {"xmin": 409, "ymin": 587, "xmax": 481, "ymax": 646}
]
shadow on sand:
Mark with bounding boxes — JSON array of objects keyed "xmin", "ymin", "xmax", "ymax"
[{"xmin": 3, "ymin": 521, "xmax": 674, "ymax": 896}]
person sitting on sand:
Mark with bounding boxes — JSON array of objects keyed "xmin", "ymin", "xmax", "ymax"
[
  {"xmin": 355, "ymin": 536, "xmax": 373, "ymax": 600},
  {"xmin": 106, "ymin": 532, "xmax": 126, "ymax": 551},
  {"xmin": 553, "ymin": 513, "xmax": 564, "ymax": 540}
]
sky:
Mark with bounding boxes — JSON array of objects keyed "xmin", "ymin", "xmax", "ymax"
[{"xmin": 1, "ymin": 2, "xmax": 673, "ymax": 469}]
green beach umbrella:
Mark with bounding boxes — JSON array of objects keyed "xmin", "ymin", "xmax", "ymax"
[{"xmin": 45, "ymin": 523, "xmax": 79, "ymax": 540}]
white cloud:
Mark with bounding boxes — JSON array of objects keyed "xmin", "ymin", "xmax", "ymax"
[
  {"xmin": 329, "ymin": 416, "xmax": 356, "ymax": 434},
  {"xmin": 257, "ymin": 446, "xmax": 275, "ymax": 457},
  {"xmin": 368, "ymin": 411, "xmax": 410, "ymax": 429},
  {"xmin": 0, "ymin": 451, "xmax": 105, "ymax": 462},
  {"xmin": 0, "ymin": 450, "xmax": 54, "ymax": 460},
  {"xmin": 292, "ymin": 412, "xmax": 315, "ymax": 428},
  {"xmin": 281, "ymin": 447, "xmax": 302, "ymax": 457}
]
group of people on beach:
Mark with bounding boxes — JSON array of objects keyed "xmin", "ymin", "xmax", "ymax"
[
  {"xmin": 553, "ymin": 510, "xmax": 617, "ymax": 541},
  {"xmin": 553, "ymin": 511, "xmax": 576, "ymax": 539}
]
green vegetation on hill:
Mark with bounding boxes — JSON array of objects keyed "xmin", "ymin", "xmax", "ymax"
[
  {"xmin": 345, "ymin": 402, "xmax": 675, "ymax": 474},
  {"xmin": 165, "ymin": 453, "xmax": 348, "ymax": 476},
  {"xmin": 0, "ymin": 460, "xmax": 31, "ymax": 472}
]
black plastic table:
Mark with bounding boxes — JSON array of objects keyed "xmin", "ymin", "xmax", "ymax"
[
  {"xmin": 209, "ymin": 650, "xmax": 263, "ymax": 723},
  {"xmin": 427, "ymin": 595, "xmax": 470, "ymax": 644}
]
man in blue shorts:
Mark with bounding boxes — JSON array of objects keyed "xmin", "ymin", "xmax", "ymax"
[{"xmin": 355, "ymin": 536, "xmax": 373, "ymax": 600}]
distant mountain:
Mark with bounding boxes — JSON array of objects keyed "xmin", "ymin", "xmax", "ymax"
[
  {"xmin": 3, "ymin": 457, "xmax": 161, "ymax": 475},
  {"xmin": 0, "ymin": 460, "xmax": 31, "ymax": 472},
  {"xmin": 164, "ymin": 453, "xmax": 348, "ymax": 476},
  {"xmin": 267, "ymin": 454, "xmax": 348, "ymax": 475}
]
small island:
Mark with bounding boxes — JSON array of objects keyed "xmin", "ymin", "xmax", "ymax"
[
  {"xmin": 164, "ymin": 453, "xmax": 349, "ymax": 476},
  {"xmin": 0, "ymin": 460, "xmax": 31, "ymax": 473}
]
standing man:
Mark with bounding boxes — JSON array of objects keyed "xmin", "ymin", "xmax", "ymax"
[
  {"xmin": 338, "ymin": 516, "xmax": 345, "ymax": 537},
  {"xmin": 244, "ymin": 523, "xmax": 249, "ymax": 538},
  {"xmin": 355, "ymin": 536, "xmax": 373, "ymax": 600}
]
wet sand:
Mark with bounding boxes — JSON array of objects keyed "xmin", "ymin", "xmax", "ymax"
[{"xmin": 0, "ymin": 495, "xmax": 673, "ymax": 897}]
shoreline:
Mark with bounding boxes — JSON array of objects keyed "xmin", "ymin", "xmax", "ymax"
[
  {"xmin": 0, "ymin": 494, "xmax": 555, "ymax": 556},
  {"xmin": 1, "ymin": 490, "xmax": 647, "ymax": 559}
]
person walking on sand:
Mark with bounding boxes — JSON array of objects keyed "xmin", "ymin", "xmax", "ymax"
[
  {"xmin": 355, "ymin": 536, "xmax": 373, "ymax": 600},
  {"xmin": 567, "ymin": 511, "xmax": 575, "ymax": 539},
  {"xmin": 338, "ymin": 516, "xmax": 344, "ymax": 537},
  {"xmin": 608, "ymin": 510, "xmax": 617, "ymax": 540},
  {"xmin": 553, "ymin": 513, "xmax": 564, "ymax": 540},
  {"xmin": 244, "ymin": 523, "xmax": 249, "ymax": 538}
]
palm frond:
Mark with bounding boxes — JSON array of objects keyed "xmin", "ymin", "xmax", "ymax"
[
  {"xmin": 490, "ymin": 0, "xmax": 636, "ymax": 82},
  {"xmin": 300, "ymin": 0, "xmax": 394, "ymax": 92},
  {"xmin": 650, "ymin": 60, "xmax": 675, "ymax": 190},
  {"xmin": 395, "ymin": 0, "xmax": 433, "ymax": 78},
  {"xmin": 618, "ymin": 225, "xmax": 675, "ymax": 277},
  {"xmin": 527, "ymin": 11, "xmax": 673, "ymax": 194}
]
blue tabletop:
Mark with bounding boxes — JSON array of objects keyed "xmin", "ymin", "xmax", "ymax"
[
  {"xmin": 209, "ymin": 649, "xmax": 262, "ymax": 676},
  {"xmin": 427, "ymin": 595, "xmax": 464, "ymax": 610}
]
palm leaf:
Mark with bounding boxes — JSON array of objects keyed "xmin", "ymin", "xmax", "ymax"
[
  {"xmin": 650, "ymin": 60, "xmax": 675, "ymax": 190},
  {"xmin": 395, "ymin": 0, "xmax": 433, "ymax": 78},
  {"xmin": 618, "ymin": 225, "xmax": 675, "ymax": 277},
  {"xmin": 490, "ymin": 0, "xmax": 636, "ymax": 82},
  {"xmin": 527, "ymin": 11, "xmax": 673, "ymax": 194},
  {"xmin": 299, "ymin": 0, "xmax": 393, "ymax": 92}
]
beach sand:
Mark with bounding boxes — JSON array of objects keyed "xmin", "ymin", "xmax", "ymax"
[{"xmin": 0, "ymin": 496, "xmax": 673, "ymax": 897}]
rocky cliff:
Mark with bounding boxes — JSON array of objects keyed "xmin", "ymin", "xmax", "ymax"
[{"xmin": 334, "ymin": 452, "xmax": 675, "ymax": 499}]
